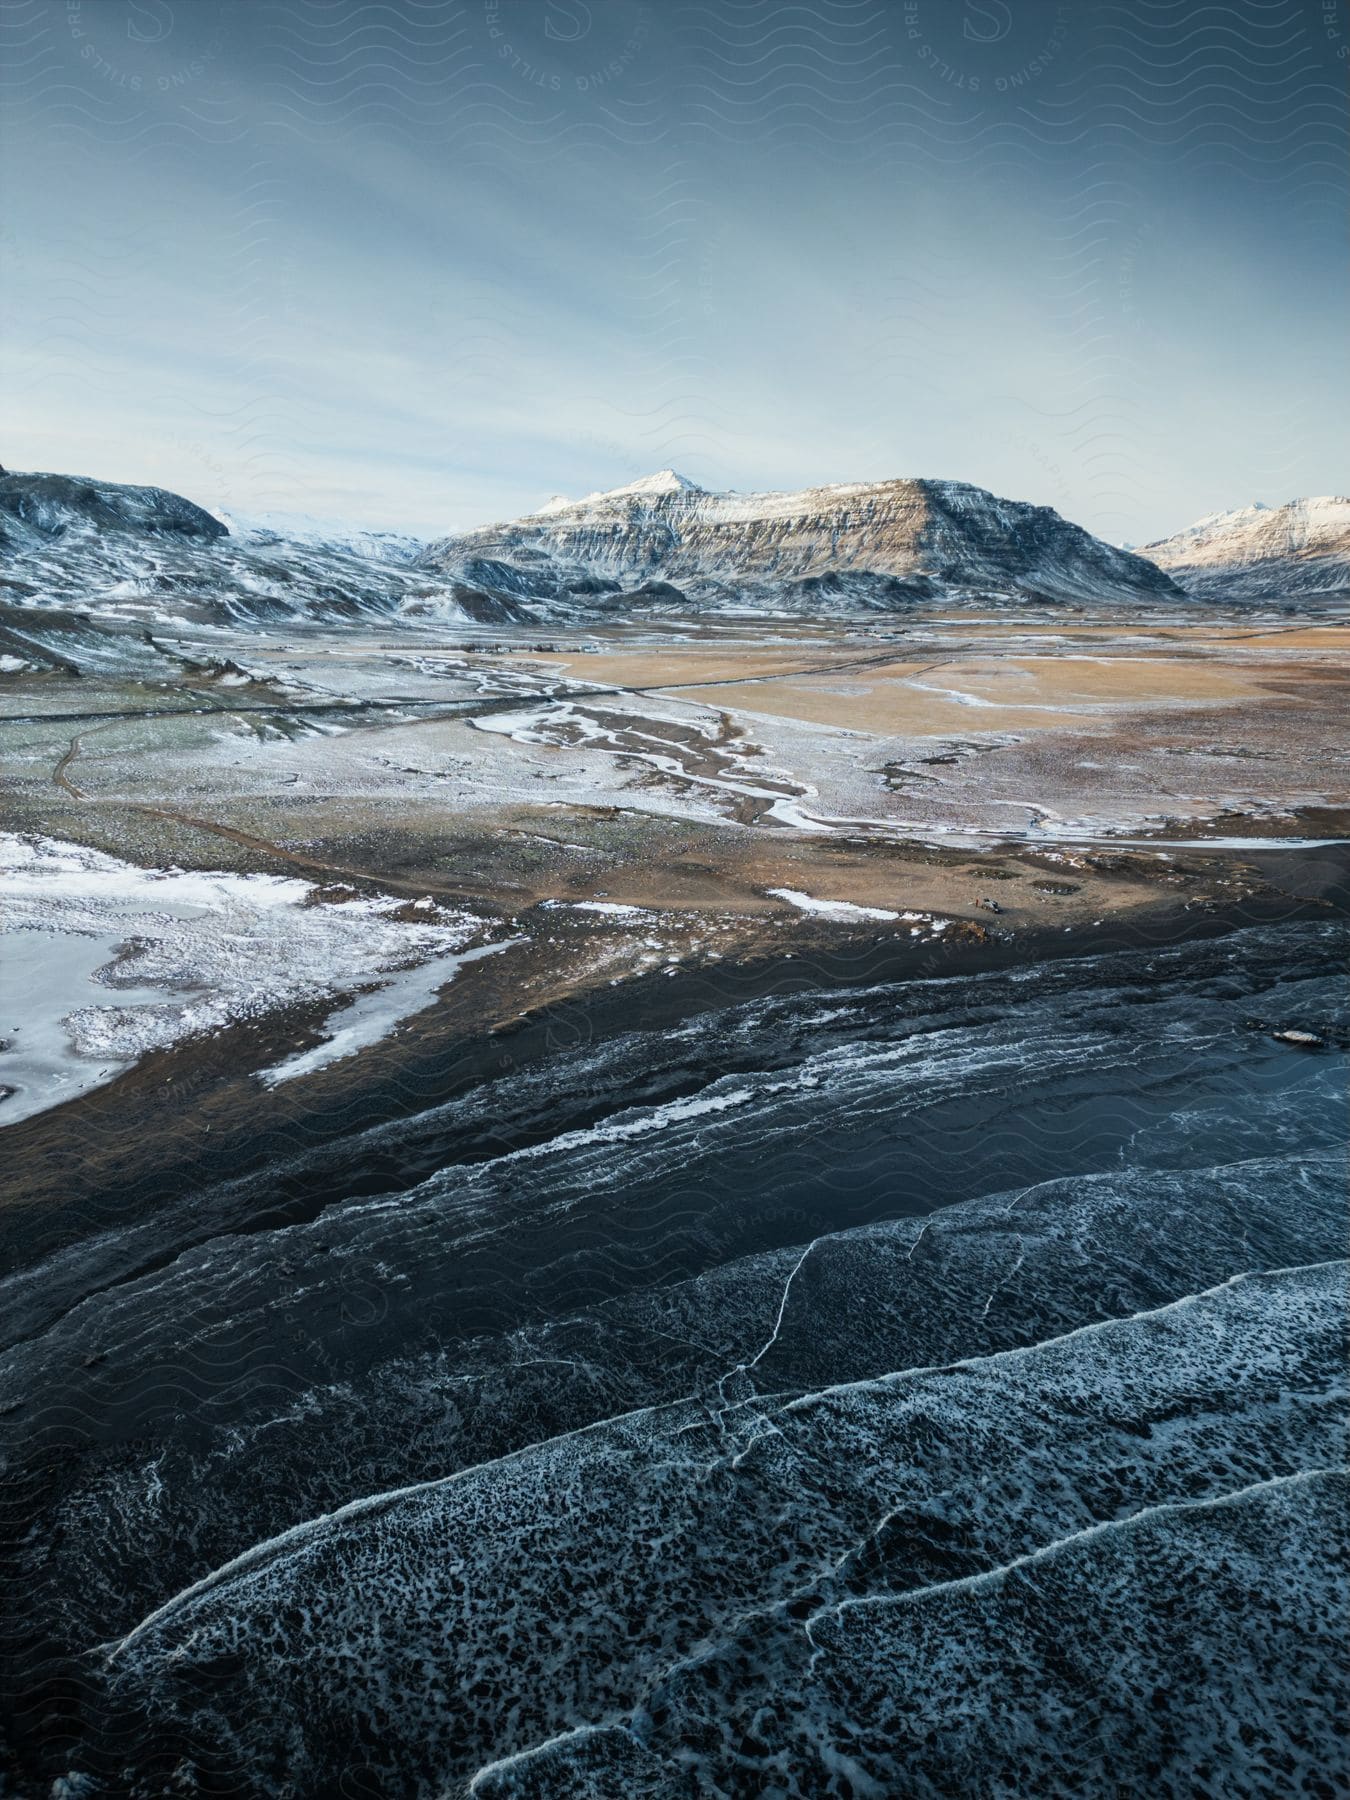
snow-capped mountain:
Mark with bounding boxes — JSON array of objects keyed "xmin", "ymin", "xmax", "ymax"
[
  {"xmin": 1141, "ymin": 497, "xmax": 1350, "ymax": 603},
  {"xmin": 535, "ymin": 469, "xmax": 706, "ymax": 514},
  {"xmin": 418, "ymin": 472, "xmax": 1186, "ymax": 612}
]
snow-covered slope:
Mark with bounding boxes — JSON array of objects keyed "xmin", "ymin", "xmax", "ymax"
[
  {"xmin": 419, "ymin": 473, "xmax": 1185, "ymax": 614},
  {"xmin": 1142, "ymin": 497, "xmax": 1350, "ymax": 602},
  {"xmin": 0, "ymin": 469, "xmax": 226, "ymax": 548},
  {"xmin": 216, "ymin": 509, "xmax": 424, "ymax": 566},
  {"xmin": 0, "ymin": 469, "xmax": 476, "ymax": 636}
]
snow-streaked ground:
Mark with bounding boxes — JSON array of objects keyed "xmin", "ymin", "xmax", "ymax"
[
  {"xmin": 0, "ymin": 834, "xmax": 493, "ymax": 1125},
  {"xmin": 2, "ymin": 615, "xmax": 1346, "ymax": 1125},
  {"xmin": 7, "ymin": 618, "xmax": 1342, "ymax": 877},
  {"xmin": 258, "ymin": 938, "xmax": 524, "ymax": 1087},
  {"xmin": 88, "ymin": 616, "xmax": 1342, "ymax": 850}
]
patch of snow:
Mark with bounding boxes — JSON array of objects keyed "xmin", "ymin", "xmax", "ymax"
[
  {"xmin": 766, "ymin": 888, "xmax": 901, "ymax": 921},
  {"xmin": 514, "ymin": 1084, "xmax": 756, "ymax": 1159},
  {"xmin": 0, "ymin": 834, "xmax": 485, "ymax": 1125},
  {"xmin": 259, "ymin": 938, "xmax": 525, "ymax": 1086},
  {"xmin": 559, "ymin": 901, "xmax": 653, "ymax": 917},
  {"xmin": 903, "ymin": 678, "xmax": 1000, "ymax": 709},
  {"xmin": 216, "ymin": 509, "xmax": 424, "ymax": 564}
]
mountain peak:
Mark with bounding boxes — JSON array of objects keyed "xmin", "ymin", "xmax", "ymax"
[
  {"xmin": 616, "ymin": 469, "xmax": 703, "ymax": 497},
  {"xmin": 536, "ymin": 470, "xmax": 706, "ymax": 515}
]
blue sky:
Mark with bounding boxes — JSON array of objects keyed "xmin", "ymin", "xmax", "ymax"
[{"xmin": 1, "ymin": 0, "xmax": 1345, "ymax": 541}]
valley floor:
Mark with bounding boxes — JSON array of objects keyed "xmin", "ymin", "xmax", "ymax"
[{"xmin": 3, "ymin": 607, "xmax": 1348, "ymax": 1207}]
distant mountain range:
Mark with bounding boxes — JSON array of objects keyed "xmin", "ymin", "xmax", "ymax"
[
  {"xmin": 1140, "ymin": 496, "xmax": 1350, "ymax": 603},
  {"xmin": 1, "ymin": 466, "xmax": 1345, "ymax": 646}
]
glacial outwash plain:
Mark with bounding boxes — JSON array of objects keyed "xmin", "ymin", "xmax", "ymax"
[{"xmin": 1, "ymin": 467, "xmax": 1347, "ymax": 1796}]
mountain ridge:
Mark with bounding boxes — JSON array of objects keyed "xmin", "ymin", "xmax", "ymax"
[
  {"xmin": 0, "ymin": 468, "xmax": 227, "ymax": 551},
  {"xmin": 0, "ymin": 468, "xmax": 441, "ymax": 642},
  {"xmin": 418, "ymin": 472, "xmax": 1187, "ymax": 614},
  {"xmin": 5, "ymin": 464, "xmax": 1344, "ymax": 634}
]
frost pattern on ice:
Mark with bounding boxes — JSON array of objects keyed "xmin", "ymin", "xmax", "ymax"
[{"xmin": 99, "ymin": 1264, "xmax": 1348, "ymax": 1799}]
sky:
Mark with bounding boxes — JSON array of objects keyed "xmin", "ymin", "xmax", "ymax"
[{"xmin": 1, "ymin": 0, "xmax": 1346, "ymax": 543}]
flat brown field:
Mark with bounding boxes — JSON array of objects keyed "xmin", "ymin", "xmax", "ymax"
[
  {"xmin": 516, "ymin": 645, "xmax": 894, "ymax": 688},
  {"xmin": 523, "ymin": 638, "xmax": 1320, "ymax": 737}
]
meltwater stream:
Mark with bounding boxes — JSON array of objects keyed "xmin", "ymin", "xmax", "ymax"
[{"xmin": 0, "ymin": 921, "xmax": 1345, "ymax": 1796}]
